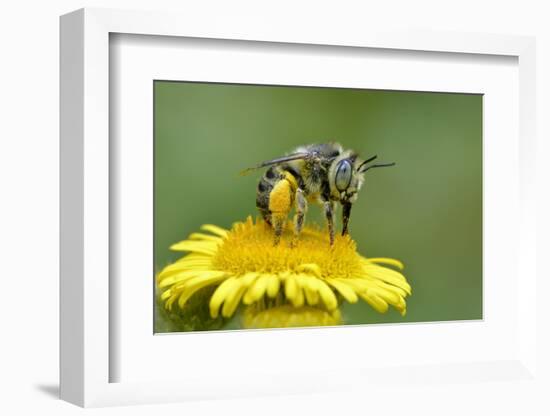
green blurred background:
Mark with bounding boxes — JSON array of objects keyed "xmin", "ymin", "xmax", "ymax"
[{"xmin": 154, "ymin": 80, "xmax": 482, "ymax": 332}]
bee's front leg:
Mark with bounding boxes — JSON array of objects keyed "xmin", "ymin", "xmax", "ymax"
[
  {"xmin": 323, "ymin": 200, "xmax": 335, "ymax": 245},
  {"xmin": 342, "ymin": 201, "xmax": 352, "ymax": 236}
]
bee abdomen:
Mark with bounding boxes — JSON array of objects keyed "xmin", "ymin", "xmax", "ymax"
[
  {"xmin": 256, "ymin": 178, "xmax": 273, "ymax": 211},
  {"xmin": 256, "ymin": 168, "xmax": 276, "ymax": 223}
]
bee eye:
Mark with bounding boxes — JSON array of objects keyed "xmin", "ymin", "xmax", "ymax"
[{"xmin": 335, "ymin": 159, "xmax": 352, "ymax": 192}]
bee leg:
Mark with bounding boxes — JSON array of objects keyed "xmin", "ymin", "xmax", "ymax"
[
  {"xmin": 323, "ymin": 200, "xmax": 335, "ymax": 245},
  {"xmin": 291, "ymin": 188, "xmax": 308, "ymax": 247},
  {"xmin": 268, "ymin": 176, "xmax": 294, "ymax": 246},
  {"xmin": 342, "ymin": 201, "xmax": 352, "ymax": 235},
  {"xmin": 258, "ymin": 208, "xmax": 272, "ymax": 226},
  {"xmin": 272, "ymin": 214, "xmax": 285, "ymax": 246}
]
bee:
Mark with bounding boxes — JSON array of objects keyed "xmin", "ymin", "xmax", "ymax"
[{"xmin": 242, "ymin": 142, "xmax": 395, "ymax": 245}]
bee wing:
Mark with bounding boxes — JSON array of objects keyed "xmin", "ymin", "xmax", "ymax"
[{"xmin": 240, "ymin": 152, "xmax": 311, "ymax": 176}]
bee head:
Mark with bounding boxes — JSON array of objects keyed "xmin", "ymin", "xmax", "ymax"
[
  {"xmin": 328, "ymin": 151, "xmax": 361, "ymax": 202},
  {"xmin": 328, "ymin": 153, "xmax": 395, "ymax": 203}
]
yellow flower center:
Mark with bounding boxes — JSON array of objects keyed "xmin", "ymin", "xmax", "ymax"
[{"xmin": 211, "ymin": 218, "xmax": 364, "ymax": 278}]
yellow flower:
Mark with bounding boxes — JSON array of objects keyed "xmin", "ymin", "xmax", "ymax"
[{"xmin": 156, "ymin": 217, "xmax": 411, "ymax": 329}]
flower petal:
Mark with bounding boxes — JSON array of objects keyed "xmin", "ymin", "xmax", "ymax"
[
  {"xmin": 158, "ymin": 270, "xmax": 203, "ymax": 289},
  {"xmin": 200, "ymin": 224, "xmax": 229, "ymax": 238},
  {"xmin": 170, "ymin": 240, "xmax": 218, "ymax": 255},
  {"xmin": 175, "ymin": 253, "xmax": 211, "ymax": 263},
  {"xmin": 347, "ymin": 278, "xmax": 408, "ymax": 313},
  {"xmin": 362, "ymin": 264, "xmax": 412, "ymax": 294},
  {"xmin": 220, "ymin": 280, "xmax": 243, "ymax": 318},
  {"xmin": 296, "ymin": 263, "xmax": 322, "ymax": 277},
  {"xmin": 222, "ymin": 273, "xmax": 258, "ymax": 317},
  {"xmin": 177, "ymin": 271, "xmax": 227, "ymax": 309},
  {"xmin": 297, "ymin": 274, "xmax": 319, "ymax": 306},
  {"xmin": 317, "ymin": 280, "xmax": 338, "ymax": 310},
  {"xmin": 376, "ymin": 280, "xmax": 409, "ymax": 298},
  {"xmin": 359, "ymin": 290, "xmax": 389, "ymax": 313},
  {"xmin": 166, "ymin": 292, "xmax": 179, "ymax": 310},
  {"xmin": 284, "ymin": 276, "xmax": 299, "ymax": 303},
  {"xmin": 157, "ymin": 259, "xmax": 211, "ymax": 281},
  {"xmin": 266, "ymin": 275, "xmax": 280, "ymax": 298},
  {"xmin": 349, "ymin": 276, "xmax": 408, "ymax": 298},
  {"xmin": 326, "ymin": 278, "xmax": 358, "ymax": 304},
  {"xmin": 363, "ymin": 261, "xmax": 408, "ymax": 283},
  {"xmin": 366, "ymin": 257, "xmax": 404, "ymax": 270},
  {"xmin": 368, "ymin": 286, "xmax": 403, "ymax": 307},
  {"xmin": 188, "ymin": 232, "xmax": 224, "ymax": 243},
  {"xmin": 243, "ymin": 274, "xmax": 270, "ymax": 305},
  {"xmin": 209, "ymin": 277, "xmax": 238, "ymax": 318}
]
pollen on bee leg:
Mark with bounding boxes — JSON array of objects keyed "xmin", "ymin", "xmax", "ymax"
[
  {"xmin": 268, "ymin": 178, "xmax": 294, "ymax": 245},
  {"xmin": 268, "ymin": 178, "xmax": 294, "ymax": 214}
]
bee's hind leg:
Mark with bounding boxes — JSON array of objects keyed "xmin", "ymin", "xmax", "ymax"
[
  {"xmin": 291, "ymin": 188, "xmax": 308, "ymax": 247},
  {"xmin": 258, "ymin": 208, "xmax": 272, "ymax": 226},
  {"xmin": 268, "ymin": 177, "xmax": 294, "ymax": 246}
]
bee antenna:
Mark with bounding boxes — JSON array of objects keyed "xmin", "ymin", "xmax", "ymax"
[
  {"xmin": 360, "ymin": 162, "xmax": 396, "ymax": 173},
  {"xmin": 239, "ymin": 167, "xmax": 255, "ymax": 176},
  {"xmin": 357, "ymin": 155, "xmax": 377, "ymax": 171}
]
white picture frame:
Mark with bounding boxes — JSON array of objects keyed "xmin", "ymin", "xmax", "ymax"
[{"xmin": 60, "ymin": 7, "xmax": 539, "ymax": 407}]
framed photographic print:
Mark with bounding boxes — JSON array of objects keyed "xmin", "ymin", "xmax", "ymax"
[
  {"xmin": 60, "ymin": 7, "xmax": 539, "ymax": 408},
  {"xmin": 152, "ymin": 81, "xmax": 481, "ymax": 334}
]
